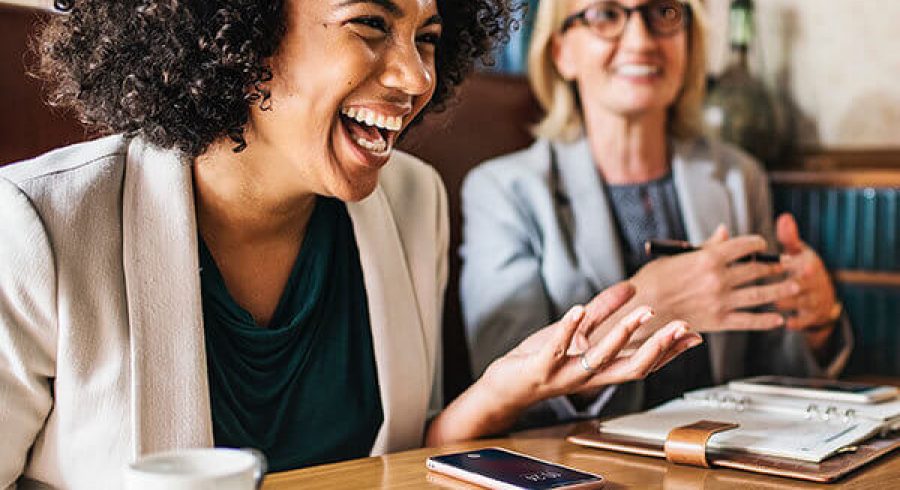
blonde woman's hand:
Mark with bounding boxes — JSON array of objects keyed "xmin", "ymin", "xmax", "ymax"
[
  {"xmin": 773, "ymin": 214, "xmax": 840, "ymax": 351},
  {"xmin": 624, "ymin": 225, "xmax": 793, "ymax": 336}
]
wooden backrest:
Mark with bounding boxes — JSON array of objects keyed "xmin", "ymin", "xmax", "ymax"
[{"xmin": 399, "ymin": 73, "xmax": 542, "ymax": 400}]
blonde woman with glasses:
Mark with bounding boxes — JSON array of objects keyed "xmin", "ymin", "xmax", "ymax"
[{"xmin": 460, "ymin": 0, "xmax": 850, "ymax": 428}]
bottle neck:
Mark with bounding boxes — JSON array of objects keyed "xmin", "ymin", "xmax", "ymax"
[{"xmin": 728, "ymin": 0, "xmax": 754, "ymax": 70}]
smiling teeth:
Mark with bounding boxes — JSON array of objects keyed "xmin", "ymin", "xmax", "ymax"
[
  {"xmin": 617, "ymin": 65, "xmax": 660, "ymax": 76},
  {"xmin": 355, "ymin": 137, "xmax": 387, "ymax": 153},
  {"xmin": 341, "ymin": 107, "xmax": 403, "ymax": 131}
]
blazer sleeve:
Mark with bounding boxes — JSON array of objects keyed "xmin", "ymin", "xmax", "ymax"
[
  {"xmin": 0, "ymin": 178, "xmax": 58, "ymax": 487},
  {"xmin": 459, "ymin": 166, "xmax": 553, "ymax": 378},
  {"xmin": 742, "ymin": 158, "xmax": 852, "ymax": 378}
]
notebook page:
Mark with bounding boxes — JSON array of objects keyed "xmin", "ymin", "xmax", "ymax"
[{"xmin": 598, "ymin": 398, "xmax": 882, "ymax": 462}]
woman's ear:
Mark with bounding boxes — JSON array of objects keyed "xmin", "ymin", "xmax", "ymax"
[{"xmin": 551, "ymin": 33, "xmax": 576, "ymax": 81}]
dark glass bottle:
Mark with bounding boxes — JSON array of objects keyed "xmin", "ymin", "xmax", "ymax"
[{"xmin": 705, "ymin": 0, "xmax": 782, "ymax": 166}]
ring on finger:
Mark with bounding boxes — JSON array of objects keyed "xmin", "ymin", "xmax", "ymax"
[{"xmin": 579, "ymin": 352, "xmax": 594, "ymax": 373}]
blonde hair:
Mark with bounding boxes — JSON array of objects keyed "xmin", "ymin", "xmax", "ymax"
[{"xmin": 528, "ymin": 0, "xmax": 708, "ymax": 142}]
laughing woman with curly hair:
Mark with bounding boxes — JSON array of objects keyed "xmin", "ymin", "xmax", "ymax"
[{"xmin": 0, "ymin": 0, "xmax": 699, "ymax": 487}]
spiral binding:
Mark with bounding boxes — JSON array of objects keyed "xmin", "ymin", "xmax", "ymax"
[
  {"xmin": 700, "ymin": 392, "xmax": 752, "ymax": 412},
  {"xmin": 700, "ymin": 392, "xmax": 858, "ymax": 423},
  {"xmin": 805, "ymin": 404, "xmax": 858, "ymax": 423}
]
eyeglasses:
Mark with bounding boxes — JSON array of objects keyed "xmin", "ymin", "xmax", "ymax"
[{"xmin": 560, "ymin": 0, "xmax": 692, "ymax": 39}]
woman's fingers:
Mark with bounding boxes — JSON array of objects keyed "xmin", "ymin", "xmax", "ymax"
[
  {"xmin": 774, "ymin": 295, "xmax": 799, "ymax": 312},
  {"xmin": 567, "ymin": 330, "xmax": 591, "ymax": 355},
  {"xmin": 796, "ymin": 289, "xmax": 829, "ymax": 312},
  {"xmin": 785, "ymin": 299, "xmax": 834, "ymax": 330},
  {"xmin": 585, "ymin": 321, "xmax": 693, "ymax": 386},
  {"xmin": 727, "ymin": 280, "xmax": 799, "ymax": 310},
  {"xmin": 724, "ymin": 261, "xmax": 785, "ymax": 288},
  {"xmin": 702, "ymin": 223, "xmax": 730, "ymax": 246},
  {"xmin": 709, "ymin": 235, "xmax": 768, "ymax": 264},
  {"xmin": 539, "ymin": 305, "xmax": 585, "ymax": 366},
  {"xmin": 620, "ymin": 321, "xmax": 691, "ymax": 377},
  {"xmin": 720, "ymin": 311, "xmax": 785, "ymax": 330},
  {"xmin": 581, "ymin": 305, "xmax": 654, "ymax": 371},
  {"xmin": 578, "ymin": 282, "xmax": 636, "ymax": 337}
]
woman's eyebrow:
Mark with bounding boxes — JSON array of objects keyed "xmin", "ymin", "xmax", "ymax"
[
  {"xmin": 338, "ymin": 0, "xmax": 402, "ymax": 16},
  {"xmin": 422, "ymin": 14, "xmax": 442, "ymax": 27},
  {"xmin": 338, "ymin": 0, "xmax": 441, "ymax": 28}
]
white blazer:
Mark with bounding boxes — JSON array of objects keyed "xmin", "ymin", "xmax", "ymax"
[{"xmin": 0, "ymin": 135, "xmax": 448, "ymax": 489}]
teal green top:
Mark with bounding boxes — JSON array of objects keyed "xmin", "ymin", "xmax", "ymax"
[{"xmin": 198, "ymin": 197, "xmax": 383, "ymax": 472}]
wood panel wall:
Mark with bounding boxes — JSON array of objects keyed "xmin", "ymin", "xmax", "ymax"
[{"xmin": 0, "ymin": 4, "xmax": 83, "ymax": 166}]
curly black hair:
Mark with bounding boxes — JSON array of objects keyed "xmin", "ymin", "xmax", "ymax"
[{"xmin": 37, "ymin": 0, "xmax": 517, "ymax": 158}]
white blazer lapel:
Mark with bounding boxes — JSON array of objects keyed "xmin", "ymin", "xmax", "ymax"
[
  {"xmin": 554, "ymin": 139, "xmax": 627, "ymax": 290},
  {"xmin": 122, "ymin": 138, "xmax": 213, "ymax": 457},
  {"xmin": 671, "ymin": 139, "xmax": 744, "ymax": 384},
  {"xmin": 348, "ymin": 187, "xmax": 429, "ymax": 455}
]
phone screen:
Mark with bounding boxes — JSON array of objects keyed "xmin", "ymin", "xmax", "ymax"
[
  {"xmin": 429, "ymin": 448, "xmax": 601, "ymax": 489},
  {"xmin": 757, "ymin": 377, "xmax": 874, "ymax": 393}
]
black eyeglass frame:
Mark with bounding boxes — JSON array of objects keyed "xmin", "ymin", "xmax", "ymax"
[{"xmin": 560, "ymin": 0, "xmax": 693, "ymax": 38}]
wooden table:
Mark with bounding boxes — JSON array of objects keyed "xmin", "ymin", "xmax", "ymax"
[{"xmin": 262, "ymin": 421, "xmax": 900, "ymax": 489}]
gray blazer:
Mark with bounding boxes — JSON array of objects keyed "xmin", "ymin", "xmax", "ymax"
[{"xmin": 460, "ymin": 136, "xmax": 851, "ymax": 426}]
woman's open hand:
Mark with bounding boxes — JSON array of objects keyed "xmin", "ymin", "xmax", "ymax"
[
  {"xmin": 426, "ymin": 283, "xmax": 700, "ymax": 446},
  {"xmin": 481, "ymin": 282, "xmax": 702, "ymax": 410}
]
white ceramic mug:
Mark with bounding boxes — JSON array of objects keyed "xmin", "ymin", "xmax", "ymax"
[{"xmin": 124, "ymin": 447, "xmax": 267, "ymax": 490}]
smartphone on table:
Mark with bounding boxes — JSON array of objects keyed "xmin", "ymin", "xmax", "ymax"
[
  {"xmin": 426, "ymin": 447, "xmax": 604, "ymax": 489},
  {"xmin": 728, "ymin": 376, "xmax": 899, "ymax": 404}
]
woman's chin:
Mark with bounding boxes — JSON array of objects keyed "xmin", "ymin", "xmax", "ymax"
[
  {"xmin": 598, "ymin": 100, "xmax": 671, "ymax": 121},
  {"xmin": 328, "ymin": 175, "xmax": 380, "ymax": 203}
]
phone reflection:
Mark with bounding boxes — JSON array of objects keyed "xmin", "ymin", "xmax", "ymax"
[{"xmin": 425, "ymin": 470, "xmax": 484, "ymax": 489}]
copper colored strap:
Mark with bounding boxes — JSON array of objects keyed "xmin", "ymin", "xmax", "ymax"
[{"xmin": 664, "ymin": 420, "xmax": 739, "ymax": 468}]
